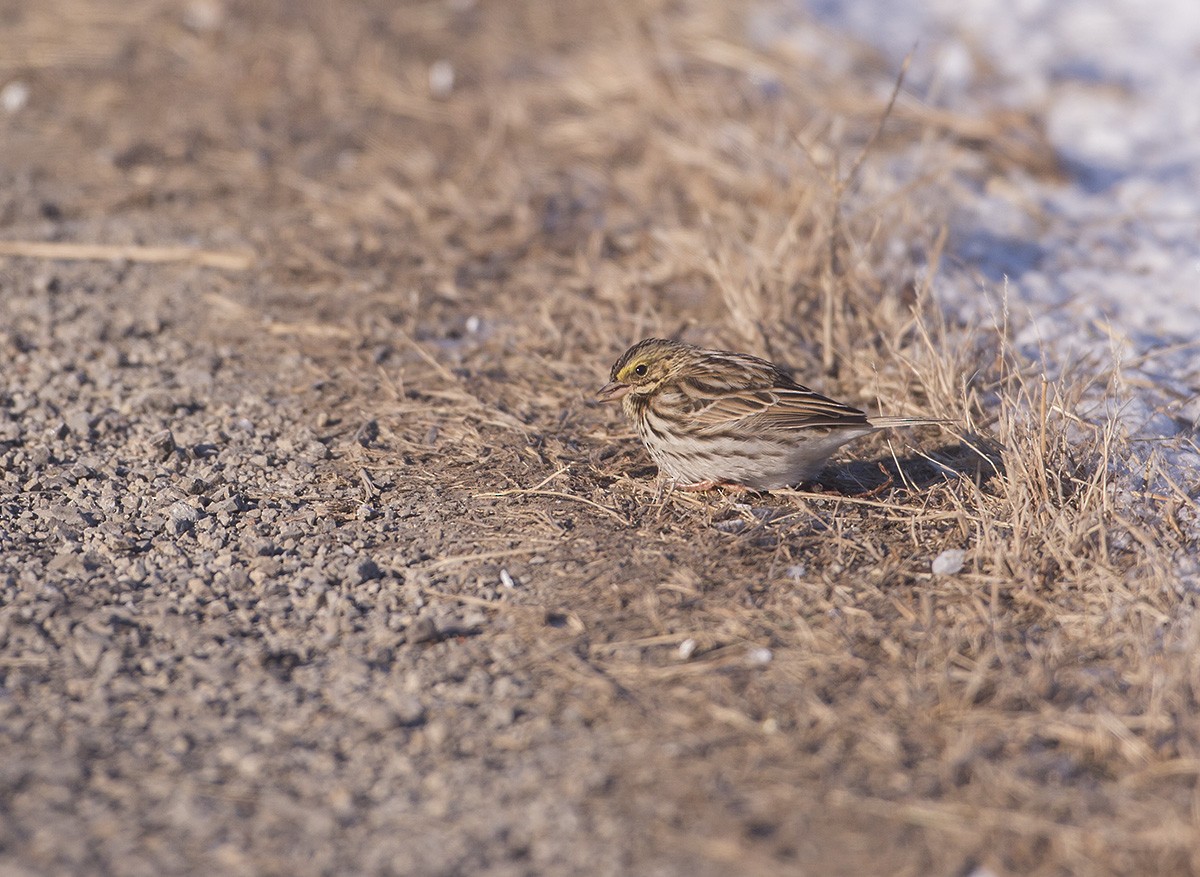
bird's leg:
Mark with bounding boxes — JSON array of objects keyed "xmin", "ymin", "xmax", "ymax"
[{"xmin": 853, "ymin": 463, "xmax": 895, "ymax": 498}]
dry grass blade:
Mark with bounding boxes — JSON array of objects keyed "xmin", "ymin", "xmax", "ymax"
[
  {"xmin": 0, "ymin": 240, "xmax": 254, "ymax": 269},
  {"xmin": 425, "ymin": 546, "xmax": 546, "ymax": 571},
  {"xmin": 476, "ymin": 488, "xmax": 630, "ymax": 525}
]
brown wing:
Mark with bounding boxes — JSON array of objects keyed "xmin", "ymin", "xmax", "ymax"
[{"xmin": 677, "ymin": 358, "xmax": 870, "ymax": 432}]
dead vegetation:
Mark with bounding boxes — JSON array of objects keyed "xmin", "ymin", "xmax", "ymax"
[{"xmin": 2, "ymin": 0, "xmax": 1197, "ymax": 874}]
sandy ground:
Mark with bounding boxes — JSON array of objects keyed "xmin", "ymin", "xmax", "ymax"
[{"xmin": 2, "ymin": 2, "xmax": 1198, "ymax": 875}]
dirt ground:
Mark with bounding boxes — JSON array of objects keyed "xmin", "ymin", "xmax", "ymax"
[{"xmin": 2, "ymin": 1, "xmax": 1198, "ymax": 875}]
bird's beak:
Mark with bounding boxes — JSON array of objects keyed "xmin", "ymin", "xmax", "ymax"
[{"xmin": 596, "ymin": 381, "xmax": 631, "ymax": 402}]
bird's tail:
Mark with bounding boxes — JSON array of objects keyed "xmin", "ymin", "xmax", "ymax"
[{"xmin": 868, "ymin": 416, "xmax": 954, "ymax": 430}]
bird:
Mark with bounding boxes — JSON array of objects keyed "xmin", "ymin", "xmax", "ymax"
[{"xmin": 596, "ymin": 338, "xmax": 945, "ymax": 491}]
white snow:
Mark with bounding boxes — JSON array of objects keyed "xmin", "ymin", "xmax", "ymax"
[{"xmin": 766, "ymin": 0, "xmax": 1200, "ymax": 535}]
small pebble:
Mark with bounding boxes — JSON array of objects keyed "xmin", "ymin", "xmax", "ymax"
[
  {"xmin": 393, "ymin": 695, "xmax": 426, "ymax": 727},
  {"xmin": 183, "ymin": 0, "xmax": 223, "ymax": 31},
  {"xmin": 166, "ymin": 501, "xmax": 202, "ymax": 535},
  {"xmin": 428, "ymin": 60, "xmax": 454, "ymax": 98},
  {"xmin": 354, "ymin": 558, "xmax": 383, "ymax": 583},
  {"xmin": 932, "ymin": 548, "xmax": 967, "ymax": 576},
  {"xmin": 747, "ymin": 647, "xmax": 773, "ymax": 666},
  {"xmin": 146, "ymin": 429, "xmax": 176, "ymax": 461},
  {"xmin": 1, "ymin": 80, "xmax": 29, "ymax": 113},
  {"xmin": 408, "ymin": 617, "xmax": 439, "ymax": 644}
]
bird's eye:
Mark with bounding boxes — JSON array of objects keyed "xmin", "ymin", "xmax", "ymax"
[{"xmin": 634, "ymin": 364, "xmax": 648, "ymax": 377}]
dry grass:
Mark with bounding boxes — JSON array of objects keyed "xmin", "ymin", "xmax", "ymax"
[
  {"xmin": 313, "ymin": 4, "xmax": 1195, "ymax": 870},
  {"xmin": 4, "ymin": 0, "xmax": 1198, "ymax": 873}
]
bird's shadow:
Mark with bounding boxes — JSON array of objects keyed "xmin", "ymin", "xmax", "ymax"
[{"xmin": 812, "ymin": 434, "xmax": 1004, "ymax": 497}]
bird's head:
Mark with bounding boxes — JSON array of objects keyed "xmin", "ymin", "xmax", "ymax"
[{"xmin": 596, "ymin": 338, "xmax": 694, "ymax": 402}]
